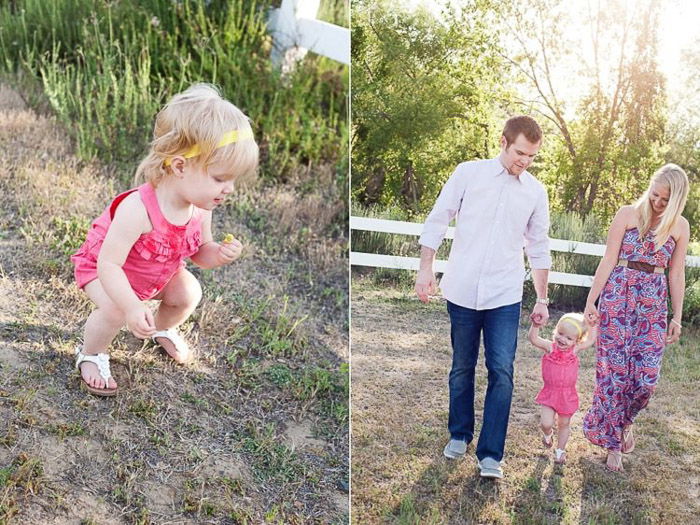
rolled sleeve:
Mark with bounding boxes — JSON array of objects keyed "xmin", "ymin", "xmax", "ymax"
[
  {"xmin": 524, "ymin": 188, "xmax": 552, "ymax": 270},
  {"xmin": 418, "ymin": 167, "xmax": 465, "ymax": 251}
]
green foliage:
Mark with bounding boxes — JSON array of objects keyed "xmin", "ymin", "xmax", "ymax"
[
  {"xmin": 0, "ymin": 0, "xmax": 348, "ymax": 184},
  {"xmin": 351, "ymin": 0, "xmax": 509, "ymax": 214}
]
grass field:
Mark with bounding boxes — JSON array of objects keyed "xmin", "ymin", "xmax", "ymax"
[
  {"xmin": 0, "ymin": 76, "xmax": 347, "ymax": 524},
  {"xmin": 351, "ymin": 277, "xmax": 700, "ymax": 524}
]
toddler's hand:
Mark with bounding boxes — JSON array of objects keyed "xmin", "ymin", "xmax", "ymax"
[
  {"xmin": 126, "ymin": 305, "xmax": 156, "ymax": 339},
  {"xmin": 218, "ymin": 235, "xmax": 243, "ymax": 265}
]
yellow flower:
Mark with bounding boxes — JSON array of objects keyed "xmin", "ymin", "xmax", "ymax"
[{"xmin": 222, "ymin": 233, "xmax": 234, "ymax": 244}]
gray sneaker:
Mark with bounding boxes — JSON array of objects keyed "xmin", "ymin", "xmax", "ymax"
[
  {"xmin": 443, "ymin": 439, "xmax": 467, "ymax": 459},
  {"xmin": 478, "ymin": 457, "xmax": 504, "ymax": 479}
]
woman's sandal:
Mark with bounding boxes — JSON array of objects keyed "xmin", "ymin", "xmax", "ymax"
[
  {"xmin": 152, "ymin": 328, "xmax": 192, "ymax": 363},
  {"xmin": 554, "ymin": 448, "xmax": 567, "ymax": 464},
  {"xmin": 606, "ymin": 451, "xmax": 624, "ymax": 472},
  {"xmin": 622, "ymin": 425, "xmax": 635, "ymax": 454},
  {"xmin": 75, "ymin": 346, "xmax": 118, "ymax": 397},
  {"xmin": 542, "ymin": 431, "xmax": 554, "ymax": 449}
]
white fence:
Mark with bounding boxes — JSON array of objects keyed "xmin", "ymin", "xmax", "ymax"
[
  {"xmin": 268, "ymin": 0, "xmax": 350, "ymax": 70},
  {"xmin": 350, "ymin": 216, "xmax": 700, "ymax": 288}
]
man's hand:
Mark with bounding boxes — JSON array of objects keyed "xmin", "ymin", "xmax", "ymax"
[
  {"xmin": 530, "ymin": 302, "xmax": 549, "ymax": 327},
  {"xmin": 415, "ymin": 269, "xmax": 437, "ymax": 303}
]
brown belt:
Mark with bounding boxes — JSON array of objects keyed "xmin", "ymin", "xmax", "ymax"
[{"xmin": 617, "ymin": 259, "xmax": 664, "ymax": 274}]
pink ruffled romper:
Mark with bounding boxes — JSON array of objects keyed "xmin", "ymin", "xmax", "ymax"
[
  {"xmin": 71, "ymin": 182, "xmax": 203, "ymax": 301},
  {"xmin": 535, "ymin": 343, "xmax": 580, "ymax": 416}
]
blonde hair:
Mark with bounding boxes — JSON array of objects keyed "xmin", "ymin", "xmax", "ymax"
[
  {"xmin": 557, "ymin": 313, "xmax": 587, "ymax": 343},
  {"xmin": 634, "ymin": 164, "xmax": 689, "ymax": 251},
  {"xmin": 134, "ymin": 83, "xmax": 259, "ymax": 186}
]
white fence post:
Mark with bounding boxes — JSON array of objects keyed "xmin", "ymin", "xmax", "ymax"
[{"xmin": 268, "ymin": 0, "xmax": 350, "ymax": 72}]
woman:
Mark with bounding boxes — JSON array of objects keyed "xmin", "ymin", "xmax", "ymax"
[{"xmin": 582, "ymin": 164, "xmax": 690, "ymax": 472}]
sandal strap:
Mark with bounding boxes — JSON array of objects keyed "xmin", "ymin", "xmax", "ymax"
[
  {"xmin": 75, "ymin": 346, "xmax": 113, "ymax": 381},
  {"xmin": 152, "ymin": 328, "xmax": 189, "ymax": 355}
]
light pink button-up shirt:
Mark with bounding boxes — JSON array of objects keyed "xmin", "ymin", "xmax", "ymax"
[{"xmin": 419, "ymin": 157, "xmax": 551, "ymax": 310}]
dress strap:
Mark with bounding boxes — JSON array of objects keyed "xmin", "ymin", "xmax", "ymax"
[
  {"xmin": 137, "ymin": 182, "xmax": 171, "ymax": 231},
  {"xmin": 109, "ymin": 188, "xmax": 139, "ymax": 220}
]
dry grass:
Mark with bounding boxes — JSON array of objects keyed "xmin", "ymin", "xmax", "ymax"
[
  {"xmin": 351, "ymin": 277, "xmax": 700, "ymax": 524},
  {"xmin": 0, "ymin": 83, "xmax": 348, "ymax": 524}
]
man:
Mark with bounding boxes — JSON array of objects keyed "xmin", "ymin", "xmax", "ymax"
[{"xmin": 415, "ymin": 115, "xmax": 551, "ymax": 479}]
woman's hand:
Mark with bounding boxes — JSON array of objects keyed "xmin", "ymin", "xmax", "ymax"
[
  {"xmin": 666, "ymin": 319, "xmax": 682, "ymax": 344},
  {"xmin": 584, "ymin": 302, "xmax": 600, "ymax": 326},
  {"xmin": 218, "ymin": 237, "xmax": 243, "ymax": 265},
  {"xmin": 126, "ymin": 304, "xmax": 156, "ymax": 339}
]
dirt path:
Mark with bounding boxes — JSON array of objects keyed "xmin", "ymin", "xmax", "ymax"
[
  {"xmin": 351, "ymin": 282, "xmax": 700, "ymax": 524},
  {"xmin": 0, "ymin": 83, "xmax": 348, "ymax": 524}
]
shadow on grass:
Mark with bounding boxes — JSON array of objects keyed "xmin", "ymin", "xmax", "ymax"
[{"xmin": 577, "ymin": 455, "xmax": 653, "ymax": 524}]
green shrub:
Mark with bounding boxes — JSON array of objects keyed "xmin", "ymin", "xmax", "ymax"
[{"xmin": 0, "ymin": 0, "xmax": 348, "ymax": 185}]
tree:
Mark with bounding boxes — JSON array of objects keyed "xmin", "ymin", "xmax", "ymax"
[
  {"xmin": 352, "ymin": 0, "xmax": 508, "ymax": 214},
  {"xmin": 503, "ymin": 0, "xmax": 667, "ymax": 222}
]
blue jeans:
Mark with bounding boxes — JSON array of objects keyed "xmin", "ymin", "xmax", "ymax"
[{"xmin": 446, "ymin": 300, "xmax": 520, "ymax": 462}]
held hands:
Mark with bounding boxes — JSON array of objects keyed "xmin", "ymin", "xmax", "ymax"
[
  {"xmin": 530, "ymin": 302, "xmax": 549, "ymax": 327},
  {"xmin": 218, "ymin": 234, "xmax": 243, "ymax": 266},
  {"xmin": 584, "ymin": 301, "xmax": 600, "ymax": 326},
  {"xmin": 666, "ymin": 318, "xmax": 682, "ymax": 344},
  {"xmin": 415, "ymin": 269, "xmax": 437, "ymax": 303},
  {"xmin": 126, "ymin": 304, "xmax": 156, "ymax": 339}
]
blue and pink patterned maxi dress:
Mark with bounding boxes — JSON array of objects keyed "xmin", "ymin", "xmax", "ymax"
[{"xmin": 583, "ymin": 227, "xmax": 675, "ymax": 451}]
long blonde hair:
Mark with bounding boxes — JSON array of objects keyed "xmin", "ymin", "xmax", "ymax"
[
  {"xmin": 134, "ymin": 83, "xmax": 259, "ymax": 186},
  {"xmin": 634, "ymin": 164, "xmax": 689, "ymax": 251}
]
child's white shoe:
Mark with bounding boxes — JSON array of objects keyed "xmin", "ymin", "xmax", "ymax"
[
  {"xmin": 152, "ymin": 328, "xmax": 192, "ymax": 363},
  {"xmin": 554, "ymin": 448, "xmax": 567, "ymax": 464},
  {"xmin": 542, "ymin": 430, "xmax": 553, "ymax": 448}
]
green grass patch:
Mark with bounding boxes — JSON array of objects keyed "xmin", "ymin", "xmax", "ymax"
[{"xmin": 241, "ymin": 422, "xmax": 305, "ymax": 483}]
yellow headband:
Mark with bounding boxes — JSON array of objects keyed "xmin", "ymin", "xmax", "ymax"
[
  {"xmin": 560, "ymin": 317, "xmax": 583, "ymax": 339},
  {"xmin": 163, "ymin": 129, "xmax": 254, "ymax": 167}
]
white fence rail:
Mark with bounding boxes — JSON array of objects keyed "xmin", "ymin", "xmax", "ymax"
[
  {"xmin": 350, "ymin": 216, "xmax": 700, "ymax": 288},
  {"xmin": 268, "ymin": 0, "xmax": 350, "ymax": 70}
]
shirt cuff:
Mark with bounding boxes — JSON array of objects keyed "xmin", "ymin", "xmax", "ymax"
[
  {"xmin": 418, "ymin": 233, "xmax": 442, "ymax": 252},
  {"xmin": 528, "ymin": 255, "xmax": 552, "ymax": 270}
]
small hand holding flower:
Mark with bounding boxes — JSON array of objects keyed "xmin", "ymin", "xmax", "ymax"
[{"xmin": 218, "ymin": 233, "xmax": 243, "ymax": 265}]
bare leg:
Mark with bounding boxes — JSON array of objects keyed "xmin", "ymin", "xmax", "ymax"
[
  {"xmin": 152, "ymin": 268, "xmax": 202, "ymax": 361},
  {"xmin": 540, "ymin": 406, "xmax": 555, "ymax": 447},
  {"xmin": 80, "ymin": 279, "xmax": 125, "ymax": 390},
  {"xmin": 557, "ymin": 415, "xmax": 571, "ymax": 450}
]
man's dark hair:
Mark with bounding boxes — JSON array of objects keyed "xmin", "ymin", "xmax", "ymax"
[{"xmin": 502, "ymin": 116, "xmax": 542, "ymax": 147}]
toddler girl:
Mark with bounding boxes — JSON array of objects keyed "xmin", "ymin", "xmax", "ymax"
[
  {"xmin": 71, "ymin": 83, "xmax": 259, "ymax": 396},
  {"xmin": 528, "ymin": 313, "xmax": 596, "ymax": 464}
]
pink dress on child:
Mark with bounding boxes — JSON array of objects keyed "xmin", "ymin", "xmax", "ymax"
[
  {"xmin": 535, "ymin": 342, "xmax": 580, "ymax": 416},
  {"xmin": 71, "ymin": 182, "xmax": 203, "ymax": 301}
]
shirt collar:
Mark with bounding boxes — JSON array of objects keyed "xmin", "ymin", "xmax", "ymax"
[{"xmin": 493, "ymin": 156, "xmax": 525, "ymax": 184}]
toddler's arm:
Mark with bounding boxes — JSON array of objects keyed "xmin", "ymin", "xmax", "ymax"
[
  {"xmin": 190, "ymin": 210, "xmax": 243, "ymax": 269},
  {"xmin": 97, "ymin": 193, "xmax": 156, "ymax": 338},
  {"xmin": 528, "ymin": 323, "xmax": 552, "ymax": 353}
]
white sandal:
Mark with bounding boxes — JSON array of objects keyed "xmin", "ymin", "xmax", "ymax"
[
  {"xmin": 75, "ymin": 346, "xmax": 117, "ymax": 396},
  {"xmin": 554, "ymin": 448, "xmax": 567, "ymax": 464},
  {"xmin": 152, "ymin": 328, "xmax": 192, "ymax": 363}
]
